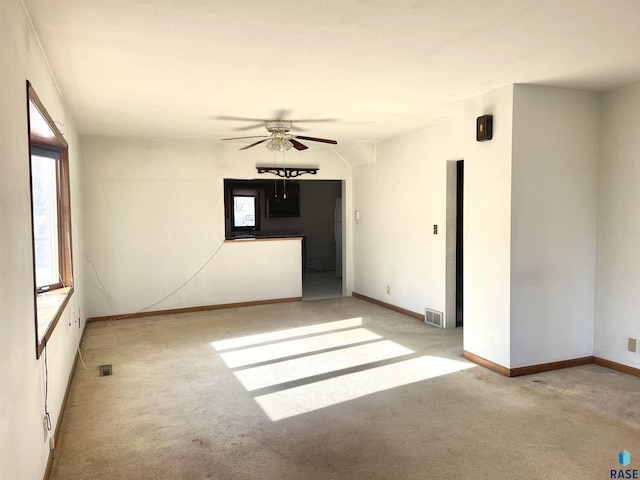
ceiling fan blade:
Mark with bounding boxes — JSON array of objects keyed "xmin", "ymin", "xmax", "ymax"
[
  {"xmin": 216, "ymin": 115, "xmax": 266, "ymax": 122},
  {"xmin": 292, "ymin": 118, "xmax": 336, "ymax": 123},
  {"xmin": 240, "ymin": 138, "xmax": 270, "ymax": 150},
  {"xmin": 233, "ymin": 122, "xmax": 266, "ymax": 131},
  {"xmin": 289, "ymin": 139, "xmax": 309, "ymax": 151},
  {"xmin": 293, "ymin": 135, "xmax": 338, "ymax": 145},
  {"xmin": 222, "ymin": 135, "xmax": 268, "ymax": 141}
]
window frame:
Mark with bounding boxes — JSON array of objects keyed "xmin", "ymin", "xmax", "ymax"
[{"xmin": 27, "ymin": 81, "xmax": 74, "ymax": 358}]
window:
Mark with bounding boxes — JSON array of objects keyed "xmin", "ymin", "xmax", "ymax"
[
  {"xmin": 224, "ymin": 180, "xmax": 261, "ymax": 235},
  {"xmin": 233, "ymin": 195, "xmax": 258, "ymax": 228},
  {"xmin": 27, "ymin": 82, "xmax": 74, "ymax": 358},
  {"xmin": 31, "ymin": 146, "xmax": 62, "ymax": 290}
]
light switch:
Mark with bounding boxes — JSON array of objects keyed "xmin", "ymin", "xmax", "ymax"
[{"xmin": 433, "ymin": 225, "xmax": 438, "ymax": 234}]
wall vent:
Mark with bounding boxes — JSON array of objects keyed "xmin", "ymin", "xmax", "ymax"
[{"xmin": 424, "ymin": 308, "xmax": 443, "ymax": 328}]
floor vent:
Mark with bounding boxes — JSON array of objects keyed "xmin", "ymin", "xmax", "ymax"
[
  {"xmin": 424, "ymin": 308, "xmax": 443, "ymax": 328},
  {"xmin": 99, "ymin": 365, "xmax": 113, "ymax": 376}
]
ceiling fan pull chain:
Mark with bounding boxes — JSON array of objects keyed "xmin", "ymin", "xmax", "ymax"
[
  {"xmin": 273, "ymin": 150, "xmax": 278, "ymax": 198},
  {"xmin": 282, "ymin": 151, "xmax": 287, "ymax": 199}
]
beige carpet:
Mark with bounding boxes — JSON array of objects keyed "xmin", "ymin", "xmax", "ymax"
[{"xmin": 51, "ymin": 297, "xmax": 640, "ymax": 479}]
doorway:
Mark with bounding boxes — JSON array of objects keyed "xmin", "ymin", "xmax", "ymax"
[
  {"xmin": 455, "ymin": 160, "xmax": 464, "ymax": 327},
  {"xmin": 300, "ymin": 180, "xmax": 343, "ymax": 300},
  {"xmin": 446, "ymin": 159, "xmax": 463, "ymax": 328}
]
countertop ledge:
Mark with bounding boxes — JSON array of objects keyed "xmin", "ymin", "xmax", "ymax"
[{"xmin": 224, "ymin": 236, "xmax": 303, "ymax": 243}]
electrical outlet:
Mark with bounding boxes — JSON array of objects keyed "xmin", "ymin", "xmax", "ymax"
[
  {"xmin": 386, "ymin": 285, "xmax": 391, "ymax": 294},
  {"xmin": 49, "ymin": 437, "xmax": 55, "ymax": 451},
  {"xmin": 628, "ymin": 338, "xmax": 637, "ymax": 353}
]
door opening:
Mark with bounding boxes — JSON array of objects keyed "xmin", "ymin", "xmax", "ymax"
[
  {"xmin": 300, "ymin": 180, "xmax": 343, "ymax": 300},
  {"xmin": 455, "ymin": 160, "xmax": 464, "ymax": 328}
]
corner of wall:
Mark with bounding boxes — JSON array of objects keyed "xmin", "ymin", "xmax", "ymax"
[{"xmin": 462, "ymin": 85, "xmax": 514, "ymax": 368}]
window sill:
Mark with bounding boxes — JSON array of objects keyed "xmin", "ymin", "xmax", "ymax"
[{"xmin": 37, "ymin": 286, "xmax": 73, "ymax": 345}]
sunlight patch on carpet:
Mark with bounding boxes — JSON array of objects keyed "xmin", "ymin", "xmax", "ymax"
[
  {"xmin": 219, "ymin": 328, "xmax": 380, "ymax": 368},
  {"xmin": 233, "ymin": 340, "xmax": 414, "ymax": 391},
  {"xmin": 213, "ymin": 317, "xmax": 475, "ymax": 422},
  {"xmin": 254, "ymin": 356, "xmax": 476, "ymax": 421},
  {"xmin": 212, "ymin": 317, "xmax": 363, "ymax": 351}
]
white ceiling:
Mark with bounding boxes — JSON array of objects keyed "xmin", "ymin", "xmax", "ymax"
[{"xmin": 22, "ymin": 0, "xmax": 640, "ymax": 145}]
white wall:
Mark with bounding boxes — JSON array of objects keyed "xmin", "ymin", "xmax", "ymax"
[
  {"xmin": 0, "ymin": 1, "xmax": 85, "ymax": 478},
  {"xmin": 463, "ymin": 85, "xmax": 514, "ymax": 368},
  {"xmin": 510, "ymin": 85, "xmax": 598, "ymax": 368},
  {"xmin": 595, "ymin": 81, "xmax": 640, "ymax": 369},
  {"xmin": 352, "ymin": 119, "xmax": 464, "ymax": 316},
  {"xmin": 81, "ymin": 138, "xmax": 352, "ymax": 318}
]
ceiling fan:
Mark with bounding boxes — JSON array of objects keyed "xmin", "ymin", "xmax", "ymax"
[{"xmin": 220, "ymin": 117, "xmax": 338, "ymax": 152}]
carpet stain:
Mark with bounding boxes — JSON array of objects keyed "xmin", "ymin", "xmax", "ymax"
[{"xmin": 192, "ymin": 438, "xmax": 210, "ymax": 447}]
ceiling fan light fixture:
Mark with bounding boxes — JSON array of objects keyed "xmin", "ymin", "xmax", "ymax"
[{"xmin": 266, "ymin": 137, "xmax": 293, "ymax": 152}]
